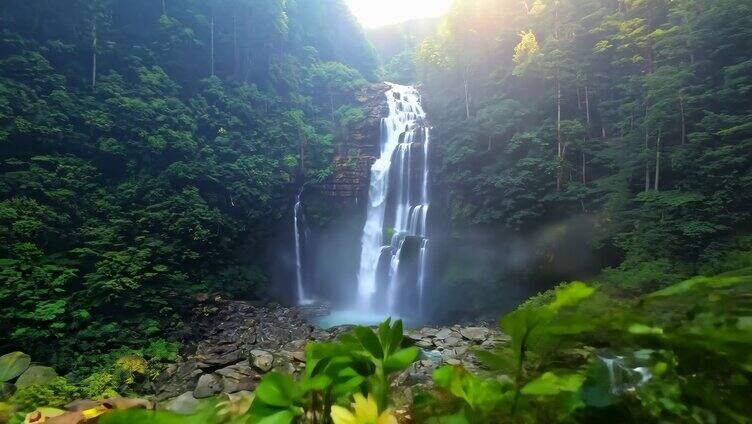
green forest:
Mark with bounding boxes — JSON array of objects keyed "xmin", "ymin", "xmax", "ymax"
[{"xmin": 0, "ymin": 0, "xmax": 751, "ymax": 423}]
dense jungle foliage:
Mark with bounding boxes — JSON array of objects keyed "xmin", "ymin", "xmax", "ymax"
[
  {"xmin": 0, "ymin": 0, "xmax": 377, "ymax": 369},
  {"xmin": 1, "ymin": 0, "xmax": 752, "ymax": 422},
  {"xmin": 410, "ymin": 0, "xmax": 752, "ymax": 311}
]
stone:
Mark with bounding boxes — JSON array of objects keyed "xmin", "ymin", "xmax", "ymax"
[
  {"xmin": 403, "ymin": 330, "xmax": 423, "ymax": 342},
  {"xmin": 193, "ymin": 374, "xmax": 222, "ymax": 399},
  {"xmin": 454, "ymin": 346, "xmax": 468, "ymax": 356},
  {"xmin": 416, "ymin": 339, "xmax": 434, "ymax": 349},
  {"xmin": 460, "ymin": 327, "xmax": 490, "ymax": 342},
  {"xmin": 435, "ymin": 328, "xmax": 452, "ymax": 340},
  {"xmin": 420, "ymin": 327, "xmax": 439, "ymax": 337},
  {"xmin": 216, "ymin": 363, "xmax": 258, "ymax": 393},
  {"xmin": 445, "ymin": 358, "xmax": 462, "ymax": 366},
  {"xmin": 292, "ymin": 351, "xmax": 306, "ymax": 362},
  {"xmin": 16, "ymin": 366, "xmax": 58, "ymax": 388},
  {"xmin": 444, "ymin": 336, "xmax": 462, "ymax": 347},
  {"xmin": 250, "ymin": 350, "xmax": 274, "ymax": 373},
  {"xmin": 164, "ymin": 392, "xmax": 200, "ymax": 415},
  {"xmin": 155, "ymin": 361, "xmax": 203, "ymax": 401},
  {"xmin": 195, "ymin": 344, "xmax": 243, "ymax": 367}
]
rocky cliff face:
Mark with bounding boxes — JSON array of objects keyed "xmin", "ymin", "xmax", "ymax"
[{"xmin": 316, "ymin": 83, "xmax": 389, "ymax": 200}]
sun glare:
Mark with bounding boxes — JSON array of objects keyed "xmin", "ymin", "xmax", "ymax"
[{"xmin": 345, "ymin": 0, "xmax": 452, "ymax": 28}]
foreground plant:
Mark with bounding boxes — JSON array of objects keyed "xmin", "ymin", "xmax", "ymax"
[
  {"xmin": 330, "ymin": 393, "xmax": 397, "ymax": 424},
  {"xmin": 249, "ymin": 318, "xmax": 418, "ymax": 423}
]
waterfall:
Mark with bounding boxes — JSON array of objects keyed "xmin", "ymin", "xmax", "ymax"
[
  {"xmin": 356, "ymin": 83, "xmax": 431, "ymax": 318},
  {"xmin": 293, "ymin": 187, "xmax": 313, "ymax": 305}
]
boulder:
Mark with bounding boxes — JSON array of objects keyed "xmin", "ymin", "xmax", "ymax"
[
  {"xmin": 216, "ymin": 363, "xmax": 258, "ymax": 393},
  {"xmin": 164, "ymin": 392, "xmax": 200, "ymax": 415},
  {"xmin": 443, "ymin": 336, "xmax": 462, "ymax": 347},
  {"xmin": 250, "ymin": 350, "xmax": 274, "ymax": 373},
  {"xmin": 460, "ymin": 327, "xmax": 490, "ymax": 342},
  {"xmin": 16, "ymin": 366, "xmax": 58, "ymax": 388},
  {"xmin": 193, "ymin": 374, "xmax": 222, "ymax": 399},
  {"xmin": 434, "ymin": 328, "xmax": 452, "ymax": 340},
  {"xmin": 416, "ymin": 339, "xmax": 434, "ymax": 349}
]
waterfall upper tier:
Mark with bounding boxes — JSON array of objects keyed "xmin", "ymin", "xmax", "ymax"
[{"xmin": 355, "ymin": 83, "xmax": 432, "ymax": 319}]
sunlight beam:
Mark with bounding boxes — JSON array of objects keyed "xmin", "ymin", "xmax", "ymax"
[{"xmin": 345, "ymin": 0, "xmax": 452, "ymax": 28}]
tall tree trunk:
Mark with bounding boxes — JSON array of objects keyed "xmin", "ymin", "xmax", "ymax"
[
  {"xmin": 582, "ymin": 149, "xmax": 586, "ymax": 184},
  {"xmin": 233, "ymin": 8, "xmax": 239, "ymax": 79},
  {"xmin": 644, "ymin": 102, "xmax": 651, "ymax": 192},
  {"xmin": 679, "ymin": 94, "xmax": 686, "ymax": 145},
  {"xmin": 91, "ymin": 19, "xmax": 97, "ymax": 89},
  {"xmin": 463, "ymin": 65, "xmax": 471, "ymax": 120},
  {"xmin": 556, "ymin": 74, "xmax": 562, "ymax": 192},
  {"xmin": 210, "ymin": 12, "xmax": 215, "ymax": 77},
  {"xmin": 654, "ymin": 131, "xmax": 661, "ymax": 191},
  {"xmin": 584, "ymin": 83, "xmax": 591, "ymax": 127},
  {"xmin": 583, "ymin": 82, "xmax": 591, "ymax": 185},
  {"xmin": 554, "ymin": 0, "xmax": 562, "ymax": 193}
]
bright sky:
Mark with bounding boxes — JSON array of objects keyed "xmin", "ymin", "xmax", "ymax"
[{"xmin": 345, "ymin": 0, "xmax": 453, "ymax": 28}]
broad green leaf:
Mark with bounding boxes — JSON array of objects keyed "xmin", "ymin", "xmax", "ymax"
[
  {"xmin": 389, "ymin": 319, "xmax": 404, "ymax": 353},
  {"xmin": 547, "ymin": 282, "xmax": 596, "ymax": 312},
  {"xmin": 255, "ymin": 373, "xmax": 296, "ymax": 407},
  {"xmin": 383, "ymin": 347, "xmax": 419, "ymax": 373},
  {"xmin": 0, "ymin": 351, "xmax": 31, "ymax": 382},
  {"xmin": 255, "ymin": 409, "xmax": 297, "ymax": 424},
  {"xmin": 474, "ymin": 349, "xmax": 515, "ymax": 371},
  {"xmin": 628, "ymin": 324, "xmax": 664, "ymax": 335},
  {"xmin": 299, "ymin": 374, "xmax": 332, "ymax": 392},
  {"xmin": 432, "ymin": 365, "xmax": 456, "ymax": 388},
  {"xmin": 353, "ymin": 326, "xmax": 383, "ymax": 359},
  {"xmin": 522, "ymin": 372, "xmax": 584, "ymax": 396}
]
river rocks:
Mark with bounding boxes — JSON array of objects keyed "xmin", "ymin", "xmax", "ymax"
[
  {"xmin": 460, "ymin": 327, "xmax": 490, "ymax": 342},
  {"xmin": 215, "ymin": 362, "xmax": 258, "ymax": 393},
  {"xmin": 193, "ymin": 374, "xmax": 222, "ymax": 399},
  {"xmin": 435, "ymin": 328, "xmax": 453, "ymax": 340},
  {"xmin": 155, "ymin": 299, "xmax": 332, "ymax": 404},
  {"xmin": 249, "ymin": 350, "xmax": 274, "ymax": 373},
  {"xmin": 155, "ymin": 298, "xmax": 510, "ymax": 409},
  {"xmin": 164, "ymin": 392, "xmax": 200, "ymax": 415}
]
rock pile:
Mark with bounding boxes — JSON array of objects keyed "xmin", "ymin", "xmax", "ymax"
[{"xmin": 154, "ymin": 299, "xmax": 509, "ymax": 414}]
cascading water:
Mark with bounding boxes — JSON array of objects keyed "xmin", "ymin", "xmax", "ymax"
[
  {"xmin": 293, "ymin": 188, "xmax": 313, "ymax": 305},
  {"xmin": 355, "ymin": 83, "xmax": 431, "ymax": 319}
]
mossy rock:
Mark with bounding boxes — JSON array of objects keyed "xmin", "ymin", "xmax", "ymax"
[
  {"xmin": 0, "ymin": 352, "xmax": 31, "ymax": 382},
  {"xmin": 16, "ymin": 366, "xmax": 58, "ymax": 388}
]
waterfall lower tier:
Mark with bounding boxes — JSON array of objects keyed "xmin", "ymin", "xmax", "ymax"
[
  {"xmin": 293, "ymin": 188, "xmax": 313, "ymax": 305},
  {"xmin": 355, "ymin": 83, "xmax": 432, "ymax": 319}
]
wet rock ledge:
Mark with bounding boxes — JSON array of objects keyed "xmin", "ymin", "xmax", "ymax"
[{"xmin": 154, "ymin": 298, "xmax": 509, "ymax": 413}]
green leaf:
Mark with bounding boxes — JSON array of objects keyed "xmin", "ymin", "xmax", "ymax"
[
  {"xmin": 299, "ymin": 374, "xmax": 332, "ymax": 392},
  {"xmin": 353, "ymin": 326, "xmax": 384, "ymax": 359},
  {"xmin": 0, "ymin": 351, "xmax": 31, "ymax": 382},
  {"xmin": 474, "ymin": 349, "xmax": 515, "ymax": 371},
  {"xmin": 547, "ymin": 282, "xmax": 596, "ymax": 312},
  {"xmin": 432, "ymin": 365, "xmax": 456, "ymax": 389},
  {"xmin": 255, "ymin": 409, "xmax": 297, "ymax": 424},
  {"xmin": 628, "ymin": 324, "xmax": 664, "ymax": 335},
  {"xmin": 255, "ymin": 373, "xmax": 296, "ymax": 407},
  {"xmin": 522, "ymin": 372, "xmax": 585, "ymax": 396},
  {"xmin": 383, "ymin": 347, "xmax": 419, "ymax": 373}
]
